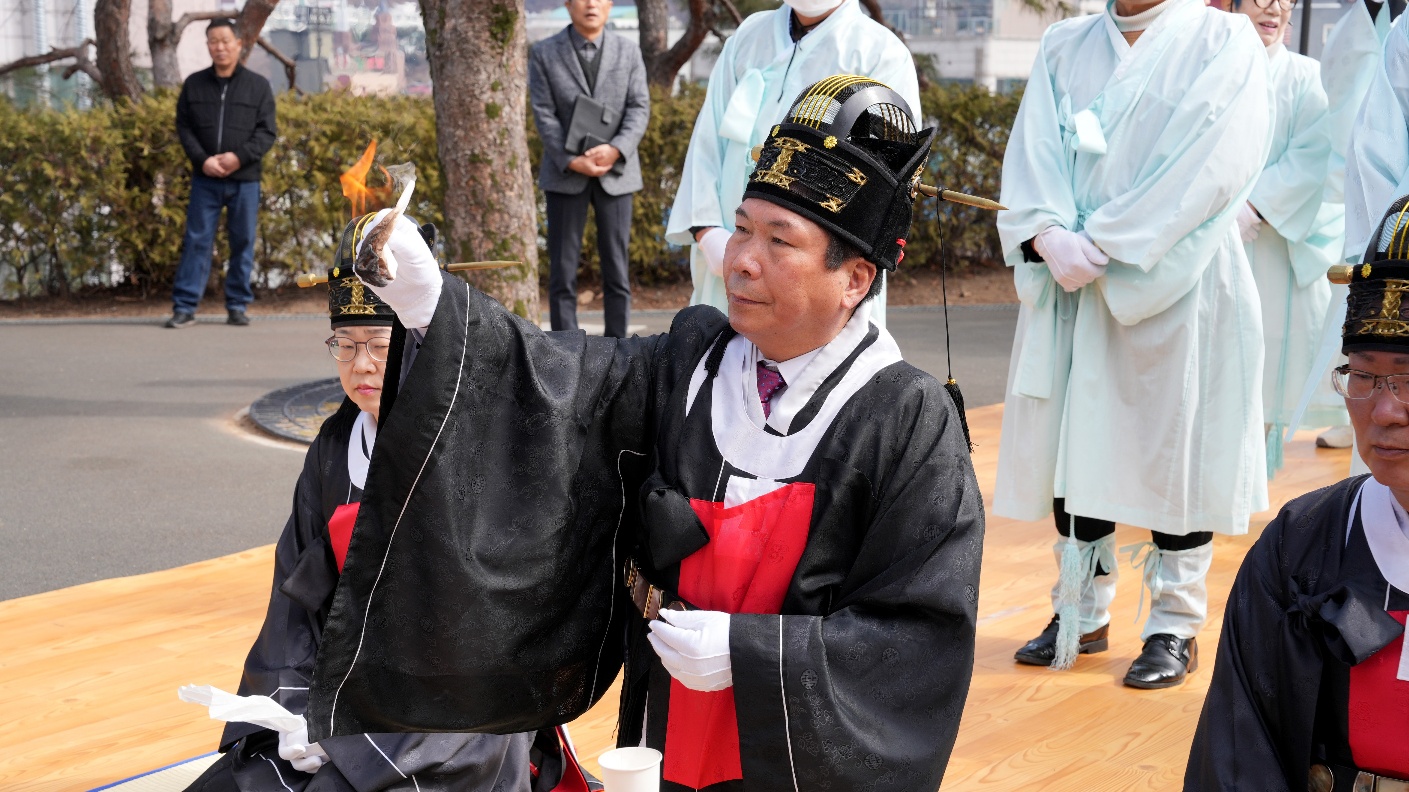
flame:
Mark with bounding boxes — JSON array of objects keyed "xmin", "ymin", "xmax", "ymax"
[{"xmin": 339, "ymin": 140, "xmax": 393, "ymax": 218}]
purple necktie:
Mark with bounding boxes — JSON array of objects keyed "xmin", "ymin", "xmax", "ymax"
[{"xmin": 756, "ymin": 361, "xmax": 786, "ymax": 418}]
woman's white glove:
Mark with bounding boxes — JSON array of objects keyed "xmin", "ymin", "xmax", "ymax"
[
  {"xmin": 278, "ymin": 723, "xmax": 328, "ymax": 774},
  {"xmin": 646, "ymin": 610, "xmax": 733, "ymax": 692},
  {"xmin": 1034, "ymin": 226, "xmax": 1109, "ymax": 292},
  {"xmin": 354, "ymin": 209, "xmax": 442, "ymax": 329},
  {"xmin": 698, "ymin": 227, "xmax": 731, "ymax": 278},
  {"xmin": 1237, "ymin": 203, "xmax": 1263, "ymax": 243}
]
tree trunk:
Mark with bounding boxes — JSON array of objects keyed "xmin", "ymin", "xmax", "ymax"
[
  {"xmin": 94, "ymin": 0, "xmax": 142, "ymax": 100},
  {"xmin": 419, "ymin": 0, "xmax": 540, "ymax": 319},
  {"xmin": 638, "ymin": 0, "xmax": 671, "ymax": 85},
  {"xmin": 235, "ymin": 0, "xmax": 281, "ymax": 62},
  {"xmin": 147, "ymin": 0, "xmax": 181, "ymax": 88}
]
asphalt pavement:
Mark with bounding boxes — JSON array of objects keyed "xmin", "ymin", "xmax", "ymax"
[{"xmin": 0, "ymin": 304, "xmax": 1016, "ymax": 600}]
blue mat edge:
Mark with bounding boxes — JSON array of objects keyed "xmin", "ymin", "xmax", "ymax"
[{"xmin": 87, "ymin": 752, "xmax": 220, "ymax": 792}]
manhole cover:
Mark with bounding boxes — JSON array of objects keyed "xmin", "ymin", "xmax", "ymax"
[{"xmin": 248, "ymin": 378, "xmax": 346, "ymax": 444}]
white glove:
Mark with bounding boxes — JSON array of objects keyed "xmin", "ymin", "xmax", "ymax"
[
  {"xmin": 646, "ymin": 610, "xmax": 733, "ymax": 692},
  {"xmin": 354, "ymin": 209, "xmax": 443, "ymax": 329},
  {"xmin": 1237, "ymin": 202, "xmax": 1263, "ymax": 242},
  {"xmin": 278, "ymin": 723, "xmax": 329, "ymax": 774},
  {"xmin": 1034, "ymin": 226, "xmax": 1109, "ymax": 293},
  {"xmin": 698, "ymin": 227, "xmax": 731, "ymax": 278}
]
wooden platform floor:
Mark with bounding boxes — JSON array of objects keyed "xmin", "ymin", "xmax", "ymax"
[{"xmin": 0, "ymin": 403, "xmax": 1352, "ymax": 791}]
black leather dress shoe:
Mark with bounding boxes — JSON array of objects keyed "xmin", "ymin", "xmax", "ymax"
[
  {"xmin": 1014, "ymin": 615, "xmax": 1109, "ymax": 666},
  {"xmin": 227, "ymin": 309, "xmax": 250, "ymax": 326},
  {"xmin": 1123, "ymin": 634, "xmax": 1198, "ymax": 689}
]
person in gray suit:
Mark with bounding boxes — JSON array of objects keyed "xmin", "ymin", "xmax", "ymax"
[{"xmin": 529, "ymin": 0, "xmax": 650, "ymax": 337}]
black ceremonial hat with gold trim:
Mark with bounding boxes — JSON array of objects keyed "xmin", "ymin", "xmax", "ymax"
[
  {"xmin": 1333, "ymin": 196, "xmax": 1409, "ymax": 354},
  {"xmin": 742, "ymin": 75, "xmax": 936, "ymax": 272},
  {"xmin": 327, "ymin": 212, "xmax": 397, "ymax": 327}
]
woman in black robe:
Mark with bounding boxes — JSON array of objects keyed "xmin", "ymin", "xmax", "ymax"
[
  {"xmin": 184, "ymin": 217, "xmax": 595, "ymax": 792},
  {"xmin": 1186, "ymin": 199, "xmax": 1409, "ymax": 791}
]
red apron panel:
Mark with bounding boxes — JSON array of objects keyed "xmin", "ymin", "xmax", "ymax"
[
  {"xmin": 661, "ymin": 482, "xmax": 815, "ymax": 790},
  {"xmin": 328, "ymin": 502, "xmax": 360, "ymax": 574},
  {"xmin": 1349, "ymin": 610, "xmax": 1409, "ymax": 778}
]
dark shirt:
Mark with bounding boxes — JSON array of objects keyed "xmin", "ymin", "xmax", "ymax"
[
  {"xmin": 567, "ymin": 26, "xmax": 602, "ymax": 94},
  {"xmin": 789, "ymin": 10, "xmax": 822, "ymax": 42},
  {"xmin": 175, "ymin": 64, "xmax": 278, "ymax": 182}
]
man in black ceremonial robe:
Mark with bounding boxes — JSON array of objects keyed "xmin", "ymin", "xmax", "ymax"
[
  {"xmin": 184, "ymin": 216, "xmax": 596, "ymax": 792},
  {"xmin": 308, "ymin": 77, "xmax": 984, "ymax": 792},
  {"xmin": 1185, "ymin": 198, "xmax": 1409, "ymax": 791}
]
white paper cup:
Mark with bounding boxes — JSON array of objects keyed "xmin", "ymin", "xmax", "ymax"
[{"xmin": 597, "ymin": 747, "xmax": 662, "ymax": 792}]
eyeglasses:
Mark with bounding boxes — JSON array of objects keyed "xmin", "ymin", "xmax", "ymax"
[
  {"xmin": 325, "ymin": 336, "xmax": 391, "ymax": 362},
  {"xmin": 1245, "ymin": 0, "xmax": 1296, "ymax": 10},
  {"xmin": 1332, "ymin": 365, "xmax": 1409, "ymax": 405}
]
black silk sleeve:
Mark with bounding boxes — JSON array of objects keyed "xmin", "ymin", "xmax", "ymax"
[
  {"xmin": 218, "ymin": 430, "xmax": 339, "ymax": 750},
  {"xmin": 1185, "ymin": 476, "xmax": 1402, "ymax": 791},
  {"xmin": 1184, "ymin": 504, "xmax": 1309, "ymax": 792},
  {"xmin": 1185, "ymin": 478, "xmax": 1377, "ymax": 791},
  {"xmin": 308, "ymin": 274, "xmax": 686, "ymax": 740},
  {"xmin": 728, "ymin": 374, "xmax": 985, "ymax": 791}
]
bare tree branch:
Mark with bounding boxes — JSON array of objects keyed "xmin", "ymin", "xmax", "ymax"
[
  {"xmin": 716, "ymin": 0, "xmax": 744, "ymax": 26},
  {"xmin": 62, "ymin": 56, "xmax": 102, "ymax": 82},
  {"xmin": 257, "ymin": 36, "xmax": 302, "ymax": 95},
  {"xmin": 0, "ymin": 40, "xmax": 96, "ymax": 79},
  {"xmin": 174, "ymin": 9, "xmax": 230, "ymax": 37},
  {"xmin": 650, "ymin": 0, "xmax": 714, "ymax": 86},
  {"xmin": 236, "ymin": 0, "xmax": 282, "ymax": 62}
]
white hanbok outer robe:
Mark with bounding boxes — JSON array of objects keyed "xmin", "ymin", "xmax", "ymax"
[
  {"xmin": 993, "ymin": 0, "xmax": 1272, "ymax": 536},
  {"xmin": 1283, "ymin": 2, "xmax": 1387, "ymax": 458},
  {"xmin": 1345, "ymin": 8, "xmax": 1409, "ymax": 261},
  {"xmin": 664, "ymin": 0, "xmax": 919, "ymax": 327},
  {"xmin": 1245, "ymin": 45, "xmax": 1342, "ymax": 462}
]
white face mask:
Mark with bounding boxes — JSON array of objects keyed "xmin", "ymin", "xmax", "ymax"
[{"xmin": 783, "ymin": 0, "xmax": 843, "ymax": 19}]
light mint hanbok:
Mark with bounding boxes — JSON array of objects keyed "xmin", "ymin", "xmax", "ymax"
[
  {"xmin": 1246, "ymin": 45, "xmax": 1344, "ymax": 476},
  {"xmin": 994, "ymin": 0, "xmax": 1273, "ymax": 538}
]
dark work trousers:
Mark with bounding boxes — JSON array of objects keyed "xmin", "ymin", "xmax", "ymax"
[
  {"xmin": 172, "ymin": 175, "xmax": 260, "ymax": 314},
  {"xmin": 1052, "ymin": 498, "xmax": 1212, "ymax": 577},
  {"xmin": 545, "ymin": 180, "xmax": 632, "ymax": 338}
]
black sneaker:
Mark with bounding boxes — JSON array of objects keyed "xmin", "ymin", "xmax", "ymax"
[
  {"xmin": 165, "ymin": 311, "xmax": 196, "ymax": 329},
  {"xmin": 227, "ymin": 309, "xmax": 250, "ymax": 326}
]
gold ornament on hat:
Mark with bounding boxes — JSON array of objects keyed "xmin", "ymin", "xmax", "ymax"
[
  {"xmin": 339, "ymin": 277, "xmax": 379, "ymax": 316},
  {"xmin": 752, "ymin": 137, "xmax": 809, "ymax": 190}
]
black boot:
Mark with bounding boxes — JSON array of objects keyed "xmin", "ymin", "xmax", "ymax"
[
  {"xmin": 1014, "ymin": 615, "xmax": 1109, "ymax": 666},
  {"xmin": 1123, "ymin": 634, "xmax": 1197, "ymax": 689}
]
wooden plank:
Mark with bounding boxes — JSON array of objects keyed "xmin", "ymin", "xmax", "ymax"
[{"xmin": 0, "ymin": 404, "xmax": 1352, "ymax": 789}]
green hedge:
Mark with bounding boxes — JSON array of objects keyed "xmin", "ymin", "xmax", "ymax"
[
  {"xmin": 0, "ymin": 90, "xmax": 443, "ymax": 299},
  {"xmin": 0, "ymin": 82, "xmax": 1016, "ymax": 299}
]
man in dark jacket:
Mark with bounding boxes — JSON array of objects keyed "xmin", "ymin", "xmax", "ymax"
[{"xmin": 167, "ymin": 18, "xmax": 277, "ymax": 329}]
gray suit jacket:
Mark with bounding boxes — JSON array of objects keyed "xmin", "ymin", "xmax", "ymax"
[{"xmin": 528, "ymin": 26, "xmax": 649, "ymax": 196}]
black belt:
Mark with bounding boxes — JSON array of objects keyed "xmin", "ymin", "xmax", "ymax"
[
  {"xmin": 1311, "ymin": 764, "xmax": 1409, "ymax": 792},
  {"xmin": 623, "ymin": 560, "xmax": 691, "ymax": 620}
]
